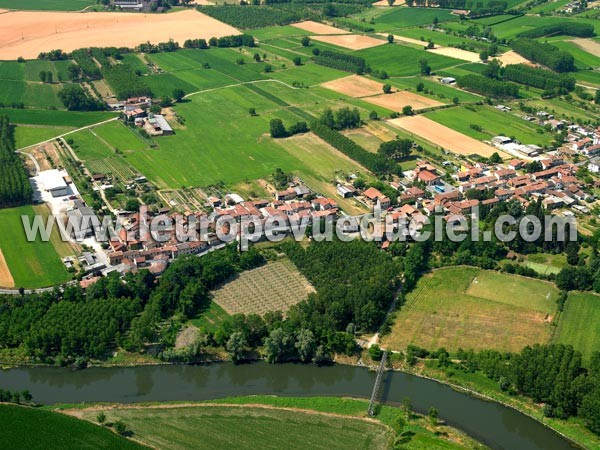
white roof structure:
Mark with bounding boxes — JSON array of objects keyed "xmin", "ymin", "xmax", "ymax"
[{"xmin": 38, "ymin": 169, "xmax": 68, "ymax": 193}]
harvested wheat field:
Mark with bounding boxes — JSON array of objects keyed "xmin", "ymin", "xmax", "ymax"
[
  {"xmin": 211, "ymin": 259, "xmax": 315, "ymax": 316},
  {"xmin": 312, "ymin": 34, "xmax": 386, "ymax": 50},
  {"xmin": 388, "ymin": 115, "xmax": 502, "ymax": 158},
  {"xmin": 496, "ymin": 50, "xmax": 531, "ymax": 66},
  {"xmin": 321, "ymin": 74, "xmax": 384, "ymax": 97},
  {"xmin": 364, "ymin": 91, "xmax": 444, "ymax": 111},
  {"xmin": 428, "ymin": 46, "xmax": 481, "ymax": 62},
  {"xmin": 377, "ymin": 33, "xmax": 438, "ymax": 48},
  {"xmin": 571, "ymin": 38, "xmax": 600, "ymax": 58},
  {"xmin": 0, "ymin": 249, "xmax": 14, "ymax": 288},
  {"xmin": 291, "ymin": 20, "xmax": 349, "ymax": 35},
  {"xmin": 0, "ymin": 9, "xmax": 239, "ymax": 59}
]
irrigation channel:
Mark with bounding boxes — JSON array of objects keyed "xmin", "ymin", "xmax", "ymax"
[{"xmin": 0, "ymin": 362, "xmax": 580, "ymax": 450}]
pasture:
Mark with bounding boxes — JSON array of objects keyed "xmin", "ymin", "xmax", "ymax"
[
  {"xmin": 351, "ymin": 7, "xmax": 456, "ymax": 31},
  {"xmin": 554, "ymin": 291, "xmax": 600, "ymax": 363},
  {"xmin": 0, "ymin": 108, "xmax": 115, "ymax": 127},
  {"xmin": 0, "ymin": 205, "xmax": 71, "ymax": 289},
  {"xmin": 425, "ymin": 105, "xmax": 554, "ymax": 146},
  {"xmin": 0, "ymin": 0, "xmax": 94, "ymax": 10},
  {"xmin": 388, "ymin": 77, "xmax": 481, "ymax": 103},
  {"xmin": 14, "ymin": 125, "xmax": 73, "ymax": 149},
  {"xmin": 0, "ymin": 405, "xmax": 143, "ymax": 450},
  {"xmin": 77, "ymin": 403, "xmax": 391, "ymax": 450},
  {"xmin": 382, "ymin": 267, "xmax": 558, "ymax": 353},
  {"xmin": 212, "ymin": 259, "xmax": 315, "ymax": 316},
  {"xmin": 549, "ymin": 39, "xmax": 600, "ymax": 69}
]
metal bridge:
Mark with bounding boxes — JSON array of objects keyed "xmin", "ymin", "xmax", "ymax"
[{"xmin": 367, "ymin": 350, "xmax": 388, "ymax": 416}]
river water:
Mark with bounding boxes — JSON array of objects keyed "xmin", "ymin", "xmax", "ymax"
[{"xmin": 0, "ymin": 362, "xmax": 579, "ymax": 450}]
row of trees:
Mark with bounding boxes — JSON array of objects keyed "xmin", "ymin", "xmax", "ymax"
[
  {"xmin": 310, "ymin": 122, "xmax": 400, "ymax": 176},
  {"xmin": 0, "ymin": 115, "xmax": 33, "ymax": 208},
  {"xmin": 313, "ymin": 50, "xmax": 368, "ymax": 74},
  {"xmin": 269, "ymin": 118, "xmax": 308, "ymax": 138},
  {"xmin": 518, "ymin": 23, "xmax": 595, "ymax": 39},
  {"xmin": 58, "ymin": 84, "xmax": 105, "ymax": 111},
  {"xmin": 318, "ymin": 107, "xmax": 361, "ymax": 130},
  {"xmin": 511, "ymin": 39, "xmax": 576, "ymax": 73},
  {"xmin": 503, "ymin": 64, "xmax": 576, "ymax": 92},
  {"xmin": 71, "ymin": 49, "xmax": 103, "ymax": 80},
  {"xmin": 457, "ymin": 74, "xmax": 520, "ymax": 97}
]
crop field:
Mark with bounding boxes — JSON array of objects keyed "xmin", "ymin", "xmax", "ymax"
[
  {"xmin": 0, "ymin": 108, "xmax": 115, "ymax": 127},
  {"xmin": 484, "ymin": 16, "xmax": 600, "ymax": 40},
  {"xmin": 388, "ymin": 115, "xmax": 501, "ymax": 158},
  {"xmin": 311, "ymin": 34, "xmax": 386, "ymax": 50},
  {"xmin": 92, "ymin": 121, "xmax": 148, "ymax": 152},
  {"xmin": 393, "ymin": 28, "xmax": 499, "ymax": 53},
  {"xmin": 0, "ymin": 205, "xmax": 71, "ymax": 288},
  {"xmin": 355, "ymin": 44, "xmax": 462, "ymax": 77},
  {"xmin": 268, "ymin": 62, "xmax": 349, "ymax": 86},
  {"xmin": 0, "ymin": 405, "xmax": 143, "ymax": 450},
  {"xmin": 69, "ymin": 128, "xmax": 114, "ymax": 161},
  {"xmin": 425, "ymin": 105, "xmax": 553, "ymax": 146},
  {"xmin": 350, "ymin": 8, "xmax": 456, "ymax": 31},
  {"xmin": 382, "ymin": 267, "xmax": 558, "ymax": 352},
  {"xmin": 363, "ymin": 90, "xmax": 444, "ymax": 111},
  {"xmin": 0, "ymin": 0, "xmax": 95, "ymax": 10},
  {"xmin": 85, "ymin": 157, "xmax": 139, "ymax": 181},
  {"xmin": 14, "ymin": 125, "xmax": 73, "ymax": 149},
  {"xmin": 553, "ymin": 291, "xmax": 600, "ymax": 362},
  {"xmin": 78, "ymin": 404, "xmax": 391, "ymax": 450},
  {"xmin": 212, "ymin": 259, "xmax": 315, "ymax": 316},
  {"xmin": 291, "ymin": 20, "xmax": 349, "ymax": 35},
  {"xmin": 548, "ymin": 39, "xmax": 600, "ymax": 70},
  {"xmin": 0, "ymin": 9, "xmax": 240, "ymax": 59},
  {"xmin": 321, "ymin": 74, "xmax": 385, "ymax": 97},
  {"xmin": 574, "ymin": 69, "xmax": 600, "ymax": 89},
  {"xmin": 388, "ymin": 77, "xmax": 481, "ymax": 103},
  {"xmin": 0, "ymin": 80, "xmax": 62, "ymax": 109}
]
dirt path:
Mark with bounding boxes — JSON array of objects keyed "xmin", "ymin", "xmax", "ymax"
[{"xmin": 0, "ymin": 249, "xmax": 15, "ymax": 289}]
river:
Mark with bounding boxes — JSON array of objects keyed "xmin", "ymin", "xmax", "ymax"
[{"xmin": 0, "ymin": 363, "xmax": 579, "ymax": 450}]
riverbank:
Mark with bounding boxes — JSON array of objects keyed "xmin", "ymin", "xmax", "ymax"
[{"xmin": 47, "ymin": 396, "xmax": 488, "ymax": 450}]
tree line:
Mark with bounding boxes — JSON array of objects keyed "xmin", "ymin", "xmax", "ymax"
[
  {"xmin": 511, "ymin": 39, "xmax": 576, "ymax": 73},
  {"xmin": 58, "ymin": 84, "xmax": 105, "ymax": 111},
  {"xmin": 503, "ymin": 64, "xmax": 575, "ymax": 92},
  {"xmin": 310, "ymin": 121, "xmax": 400, "ymax": 176},
  {"xmin": 518, "ymin": 23, "xmax": 595, "ymax": 39},
  {"xmin": 456, "ymin": 74, "xmax": 520, "ymax": 97},
  {"xmin": 0, "ymin": 115, "xmax": 32, "ymax": 209},
  {"xmin": 313, "ymin": 50, "xmax": 368, "ymax": 74}
]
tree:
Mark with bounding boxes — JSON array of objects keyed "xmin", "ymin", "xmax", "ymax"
[
  {"xmin": 387, "ymin": 34, "xmax": 394, "ymax": 44},
  {"xmin": 369, "ymin": 110, "xmax": 378, "ymax": 120},
  {"xmin": 416, "ymin": 82, "xmax": 424, "ymax": 92},
  {"xmin": 482, "ymin": 59, "xmax": 501, "ymax": 79},
  {"xmin": 292, "ymin": 56, "xmax": 302, "ymax": 66},
  {"xmin": 301, "ymin": 36, "xmax": 310, "ymax": 47},
  {"xmin": 369, "ymin": 344, "xmax": 383, "ymax": 361},
  {"xmin": 581, "ymin": 389, "xmax": 600, "ymax": 434},
  {"xmin": 595, "ymin": 90, "xmax": 600, "ymax": 105},
  {"xmin": 249, "ymin": 107, "xmax": 257, "ymax": 116},
  {"xmin": 172, "ymin": 88, "xmax": 185, "ymax": 102},
  {"xmin": 253, "ymin": 52, "xmax": 261, "ymax": 62},
  {"xmin": 418, "ymin": 58, "xmax": 431, "ymax": 75},
  {"xmin": 269, "ymin": 118, "xmax": 288, "ymax": 138},
  {"xmin": 114, "ymin": 420, "xmax": 128, "ymax": 435},
  {"xmin": 97, "ymin": 412, "xmax": 106, "ymax": 425},
  {"xmin": 428, "ymin": 407, "xmax": 438, "ymax": 426},
  {"xmin": 383, "ymin": 84, "xmax": 392, "ymax": 94},
  {"xmin": 489, "ymin": 152, "xmax": 502, "ymax": 164},
  {"xmin": 46, "ymin": 71, "xmax": 53, "ymax": 83},
  {"xmin": 226, "ymin": 331, "xmax": 247, "ymax": 362},
  {"xmin": 387, "ymin": 0, "xmax": 395, "ymax": 4},
  {"xmin": 67, "ymin": 64, "xmax": 81, "ymax": 81},
  {"xmin": 160, "ymin": 96, "xmax": 172, "ymax": 107},
  {"xmin": 39, "ymin": 71, "xmax": 47, "ymax": 83},
  {"xmin": 452, "ymin": 96, "xmax": 459, "ymax": 104},
  {"xmin": 264, "ymin": 328, "xmax": 294, "ymax": 363},
  {"xmin": 21, "ymin": 390, "xmax": 32, "ymax": 402},
  {"xmin": 402, "ymin": 105, "xmax": 414, "ymax": 116},
  {"xmin": 295, "ymin": 329, "xmax": 315, "ymax": 362},
  {"xmin": 480, "ymin": 50, "xmax": 489, "ymax": 61},
  {"xmin": 378, "ymin": 139, "xmax": 413, "ymax": 160}
]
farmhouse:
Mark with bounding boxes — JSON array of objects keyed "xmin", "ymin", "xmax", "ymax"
[
  {"xmin": 144, "ymin": 114, "xmax": 173, "ymax": 136},
  {"xmin": 38, "ymin": 169, "xmax": 69, "ymax": 197},
  {"xmin": 363, "ymin": 187, "xmax": 391, "ymax": 209}
]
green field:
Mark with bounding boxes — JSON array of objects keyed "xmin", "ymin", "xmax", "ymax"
[
  {"xmin": 0, "ymin": 205, "xmax": 71, "ymax": 289},
  {"xmin": 350, "ymin": 7, "xmax": 457, "ymax": 32},
  {"xmin": 0, "ymin": 0, "xmax": 94, "ymax": 10},
  {"xmin": 382, "ymin": 267, "xmax": 558, "ymax": 353},
  {"xmin": 548, "ymin": 40, "xmax": 600, "ymax": 70},
  {"xmin": 190, "ymin": 301, "xmax": 230, "ymax": 332},
  {"xmin": 14, "ymin": 125, "xmax": 73, "ymax": 148},
  {"xmin": 484, "ymin": 15, "xmax": 600, "ymax": 40},
  {"xmin": 355, "ymin": 44, "xmax": 462, "ymax": 77},
  {"xmin": 69, "ymin": 128, "xmax": 115, "ymax": 161},
  {"xmin": 425, "ymin": 105, "xmax": 553, "ymax": 146},
  {"xmin": 388, "ymin": 76, "xmax": 482, "ymax": 103},
  {"xmin": 80, "ymin": 404, "xmax": 391, "ymax": 450},
  {"xmin": 0, "ymin": 405, "xmax": 143, "ymax": 450},
  {"xmin": 0, "ymin": 107, "xmax": 115, "ymax": 127},
  {"xmin": 554, "ymin": 291, "xmax": 600, "ymax": 362}
]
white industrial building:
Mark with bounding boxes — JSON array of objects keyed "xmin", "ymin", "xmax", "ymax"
[{"xmin": 37, "ymin": 169, "xmax": 69, "ymax": 197}]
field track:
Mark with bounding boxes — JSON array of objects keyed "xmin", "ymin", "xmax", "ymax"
[{"xmin": 0, "ymin": 9, "xmax": 239, "ymax": 59}]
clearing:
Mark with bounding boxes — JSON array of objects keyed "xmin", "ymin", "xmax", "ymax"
[
  {"xmin": 211, "ymin": 259, "xmax": 315, "ymax": 316},
  {"xmin": 363, "ymin": 91, "xmax": 444, "ymax": 111},
  {"xmin": 311, "ymin": 34, "xmax": 386, "ymax": 50},
  {"xmin": 388, "ymin": 115, "xmax": 501, "ymax": 158},
  {"xmin": 382, "ymin": 267, "xmax": 557, "ymax": 353},
  {"xmin": 553, "ymin": 291, "xmax": 600, "ymax": 363},
  {"xmin": 321, "ymin": 74, "xmax": 385, "ymax": 98},
  {"xmin": 290, "ymin": 20, "xmax": 349, "ymax": 35},
  {"xmin": 0, "ymin": 9, "xmax": 239, "ymax": 59}
]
